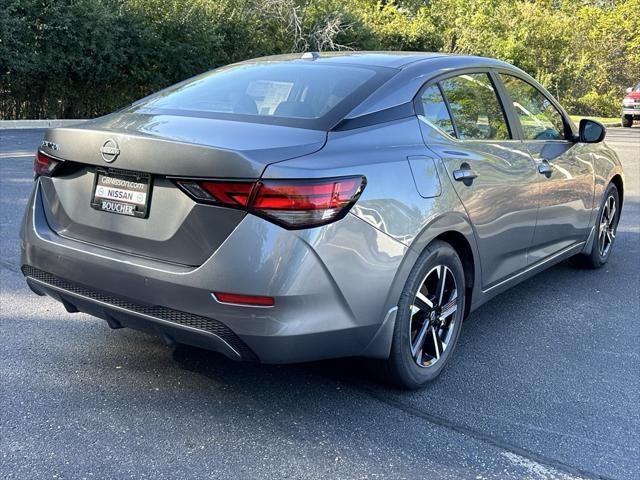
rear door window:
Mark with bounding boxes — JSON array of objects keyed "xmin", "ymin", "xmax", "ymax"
[
  {"xmin": 420, "ymin": 84, "xmax": 455, "ymax": 136},
  {"xmin": 439, "ymin": 73, "xmax": 511, "ymax": 140},
  {"xmin": 499, "ymin": 74, "xmax": 566, "ymax": 140}
]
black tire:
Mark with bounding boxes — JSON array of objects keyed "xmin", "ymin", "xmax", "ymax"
[
  {"xmin": 571, "ymin": 183, "xmax": 620, "ymax": 269},
  {"xmin": 622, "ymin": 115, "xmax": 633, "ymax": 128},
  {"xmin": 386, "ymin": 240, "xmax": 466, "ymax": 389}
]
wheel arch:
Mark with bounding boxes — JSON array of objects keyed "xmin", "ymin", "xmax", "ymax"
[
  {"xmin": 400, "ymin": 212, "xmax": 482, "ymax": 318},
  {"xmin": 610, "ymin": 174, "xmax": 624, "ymax": 210},
  {"xmin": 361, "ymin": 211, "xmax": 482, "ymax": 359},
  {"xmin": 433, "ymin": 231, "xmax": 475, "ymax": 319}
]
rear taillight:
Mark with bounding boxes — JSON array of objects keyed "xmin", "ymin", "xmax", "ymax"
[
  {"xmin": 34, "ymin": 151, "xmax": 61, "ymax": 178},
  {"xmin": 252, "ymin": 178, "xmax": 364, "ymax": 228},
  {"xmin": 177, "ymin": 181, "xmax": 254, "ymax": 207},
  {"xmin": 175, "ymin": 176, "xmax": 366, "ymax": 229}
]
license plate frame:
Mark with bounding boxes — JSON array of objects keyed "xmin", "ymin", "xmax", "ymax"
[{"xmin": 91, "ymin": 168, "xmax": 152, "ymax": 218}]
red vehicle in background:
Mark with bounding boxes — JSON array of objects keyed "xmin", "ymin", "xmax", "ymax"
[{"xmin": 622, "ymin": 82, "xmax": 640, "ymax": 127}]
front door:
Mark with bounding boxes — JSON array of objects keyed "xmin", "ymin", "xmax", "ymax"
[{"xmin": 498, "ymin": 74, "xmax": 594, "ymax": 263}]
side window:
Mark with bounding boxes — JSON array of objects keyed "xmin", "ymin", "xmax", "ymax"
[
  {"xmin": 500, "ymin": 74, "xmax": 565, "ymax": 140},
  {"xmin": 420, "ymin": 84, "xmax": 455, "ymax": 136},
  {"xmin": 439, "ymin": 73, "xmax": 510, "ymax": 140}
]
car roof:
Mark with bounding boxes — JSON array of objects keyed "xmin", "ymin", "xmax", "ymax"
[
  {"xmin": 339, "ymin": 54, "xmax": 527, "ymax": 120},
  {"xmin": 237, "ymin": 51, "xmax": 450, "ymax": 69},
  {"xmin": 236, "ymin": 51, "xmax": 518, "ymax": 78}
]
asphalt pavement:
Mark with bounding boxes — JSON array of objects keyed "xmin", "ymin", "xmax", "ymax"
[{"xmin": 1, "ymin": 127, "xmax": 638, "ymax": 480}]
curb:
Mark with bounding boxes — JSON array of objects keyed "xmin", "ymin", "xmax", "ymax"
[{"xmin": 0, "ymin": 119, "xmax": 87, "ymax": 129}]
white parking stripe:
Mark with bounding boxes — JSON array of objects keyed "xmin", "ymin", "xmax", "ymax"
[{"xmin": 0, "ymin": 152, "xmax": 35, "ymax": 158}]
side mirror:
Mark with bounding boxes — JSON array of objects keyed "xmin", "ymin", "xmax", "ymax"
[
  {"xmin": 625, "ymin": 87, "xmax": 633, "ymax": 94},
  {"xmin": 579, "ymin": 119, "xmax": 606, "ymax": 143}
]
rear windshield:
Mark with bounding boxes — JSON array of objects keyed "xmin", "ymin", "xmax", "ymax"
[{"xmin": 132, "ymin": 62, "xmax": 395, "ymax": 130}]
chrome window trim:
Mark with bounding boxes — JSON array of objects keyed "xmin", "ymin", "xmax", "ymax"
[
  {"xmin": 417, "ymin": 115, "xmax": 524, "ymax": 144},
  {"xmin": 413, "ymin": 65, "xmax": 577, "ymax": 142},
  {"xmin": 415, "ymin": 68, "xmax": 515, "ymax": 142}
]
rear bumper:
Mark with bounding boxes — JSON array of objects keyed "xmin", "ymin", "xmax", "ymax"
[
  {"xmin": 622, "ymin": 108, "xmax": 640, "ymax": 117},
  {"xmin": 21, "ymin": 181, "xmax": 404, "ymax": 363},
  {"xmin": 23, "ymin": 266, "xmax": 257, "ymax": 361}
]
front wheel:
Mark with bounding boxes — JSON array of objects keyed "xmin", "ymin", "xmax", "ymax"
[
  {"xmin": 572, "ymin": 183, "xmax": 620, "ymax": 269},
  {"xmin": 386, "ymin": 240, "xmax": 466, "ymax": 389},
  {"xmin": 622, "ymin": 115, "xmax": 633, "ymax": 128}
]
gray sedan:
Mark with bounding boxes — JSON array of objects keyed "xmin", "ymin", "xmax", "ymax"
[{"xmin": 21, "ymin": 52, "xmax": 624, "ymax": 388}]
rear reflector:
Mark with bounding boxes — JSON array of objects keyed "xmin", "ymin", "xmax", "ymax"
[
  {"xmin": 34, "ymin": 151, "xmax": 61, "ymax": 177},
  {"xmin": 175, "ymin": 176, "xmax": 366, "ymax": 229},
  {"xmin": 213, "ymin": 292, "xmax": 275, "ymax": 307}
]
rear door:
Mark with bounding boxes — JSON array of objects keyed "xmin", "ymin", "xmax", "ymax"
[
  {"xmin": 497, "ymin": 73, "xmax": 594, "ymax": 263},
  {"xmin": 418, "ymin": 72, "xmax": 539, "ymax": 289}
]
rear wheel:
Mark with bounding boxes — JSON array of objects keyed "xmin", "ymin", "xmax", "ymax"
[
  {"xmin": 622, "ymin": 115, "xmax": 633, "ymax": 128},
  {"xmin": 572, "ymin": 183, "xmax": 620, "ymax": 269},
  {"xmin": 386, "ymin": 240, "xmax": 465, "ymax": 389}
]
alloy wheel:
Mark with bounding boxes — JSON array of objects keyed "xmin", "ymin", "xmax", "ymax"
[
  {"xmin": 598, "ymin": 195, "xmax": 617, "ymax": 257},
  {"xmin": 409, "ymin": 265, "xmax": 458, "ymax": 368}
]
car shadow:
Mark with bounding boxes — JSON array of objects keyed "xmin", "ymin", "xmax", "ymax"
[{"xmin": 99, "ymin": 193, "xmax": 635, "ymax": 394}]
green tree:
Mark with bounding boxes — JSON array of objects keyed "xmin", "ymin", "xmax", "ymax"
[{"xmin": 1, "ymin": 0, "xmax": 638, "ymax": 119}]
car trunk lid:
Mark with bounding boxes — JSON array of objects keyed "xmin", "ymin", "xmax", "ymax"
[
  {"xmin": 43, "ymin": 112, "xmax": 326, "ymax": 178},
  {"xmin": 38, "ymin": 113, "xmax": 326, "ymax": 266}
]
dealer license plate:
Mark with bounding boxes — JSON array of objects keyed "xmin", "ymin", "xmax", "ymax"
[{"xmin": 91, "ymin": 168, "xmax": 151, "ymax": 218}]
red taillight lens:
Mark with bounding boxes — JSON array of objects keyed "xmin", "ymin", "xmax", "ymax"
[
  {"xmin": 175, "ymin": 180, "xmax": 254, "ymax": 207},
  {"xmin": 200, "ymin": 181, "xmax": 254, "ymax": 207},
  {"xmin": 213, "ymin": 292, "xmax": 275, "ymax": 307},
  {"xmin": 175, "ymin": 176, "xmax": 366, "ymax": 229},
  {"xmin": 253, "ymin": 178, "xmax": 361, "ymax": 210},
  {"xmin": 252, "ymin": 177, "xmax": 365, "ymax": 228},
  {"xmin": 34, "ymin": 151, "xmax": 61, "ymax": 177}
]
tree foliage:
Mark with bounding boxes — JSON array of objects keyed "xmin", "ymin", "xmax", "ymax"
[{"xmin": 1, "ymin": 0, "xmax": 638, "ymax": 119}]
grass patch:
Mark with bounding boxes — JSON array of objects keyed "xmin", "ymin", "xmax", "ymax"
[{"xmin": 570, "ymin": 115, "xmax": 620, "ymax": 125}]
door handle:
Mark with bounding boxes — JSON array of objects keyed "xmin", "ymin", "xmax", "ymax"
[
  {"xmin": 453, "ymin": 167, "xmax": 478, "ymax": 186},
  {"xmin": 538, "ymin": 161, "xmax": 553, "ymax": 178}
]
